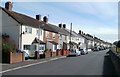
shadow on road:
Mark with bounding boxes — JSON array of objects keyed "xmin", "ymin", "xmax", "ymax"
[{"xmin": 102, "ymin": 54, "xmax": 118, "ymax": 77}]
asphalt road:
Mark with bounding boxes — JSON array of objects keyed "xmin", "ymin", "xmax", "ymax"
[{"xmin": 2, "ymin": 50, "xmax": 117, "ymax": 75}]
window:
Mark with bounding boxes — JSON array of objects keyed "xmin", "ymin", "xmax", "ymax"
[
  {"xmin": 59, "ymin": 34, "xmax": 62, "ymax": 39},
  {"xmin": 36, "ymin": 29, "xmax": 42, "ymax": 35},
  {"xmin": 36, "ymin": 30, "xmax": 39, "ymax": 35},
  {"xmin": 25, "ymin": 27, "xmax": 32, "ymax": 33},
  {"xmin": 53, "ymin": 45, "xmax": 57, "ymax": 51},
  {"xmin": 46, "ymin": 31, "xmax": 49, "ymax": 38},
  {"xmin": 40, "ymin": 30, "xmax": 42, "ymax": 35},
  {"xmin": 29, "ymin": 28, "xmax": 32, "ymax": 33},
  {"xmin": 52, "ymin": 33, "xmax": 56, "ymax": 39},
  {"xmin": 24, "ymin": 45, "xmax": 30, "ymax": 50},
  {"xmin": 65, "ymin": 36, "xmax": 67, "ymax": 40},
  {"xmin": 39, "ymin": 45, "xmax": 45, "ymax": 50}
]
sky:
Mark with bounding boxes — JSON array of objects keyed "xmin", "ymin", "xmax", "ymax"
[{"xmin": 0, "ymin": 1, "xmax": 118, "ymax": 43}]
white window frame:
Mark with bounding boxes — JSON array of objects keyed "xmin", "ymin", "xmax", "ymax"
[
  {"xmin": 52, "ymin": 33, "xmax": 56, "ymax": 39},
  {"xmin": 46, "ymin": 31, "xmax": 49, "ymax": 38},
  {"xmin": 25, "ymin": 27, "xmax": 32, "ymax": 34},
  {"xmin": 53, "ymin": 44, "xmax": 57, "ymax": 51},
  {"xmin": 23, "ymin": 45, "xmax": 31, "ymax": 50}
]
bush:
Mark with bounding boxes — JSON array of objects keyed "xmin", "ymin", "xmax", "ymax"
[
  {"xmin": 2, "ymin": 43, "xmax": 15, "ymax": 53},
  {"xmin": 44, "ymin": 49, "xmax": 49, "ymax": 52},
  {"xmin": 116, "ymin": 40, "xmax": 120, "ymax": 48},
  {"xmin": 2, "ymin": 33, "xmax": 16, "ymax": 53}
]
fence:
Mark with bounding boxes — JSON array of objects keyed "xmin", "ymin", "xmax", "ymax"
[{"xmin": 109, "ymin": 47, "xmax": 120, "ymax": 77}]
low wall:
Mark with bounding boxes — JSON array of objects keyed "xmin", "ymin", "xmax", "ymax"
[
  {"xmin": 61, "ymin": 49, "xmax": 69, "ymax": 56},
  {"xmin": 44, "ymin": 52, "xmax": 51, "ymax": 58},
  {"xmin": 52, "ymin": 52, "xmax": 56, "ymax": 57},
  {"xmin": 10, "ymin": 52, "xmax": 25, "ymax": 64},
  {"xmin": 2, "ymin": 52, "xmax": 25, "ymax": 64},
  {"xmin": 56, "ymin": 49, "xmax": 62, "ymax": 56},
  {"xmin": 109, "ymin": 49, "xmax": 120, "ymax": 77}
]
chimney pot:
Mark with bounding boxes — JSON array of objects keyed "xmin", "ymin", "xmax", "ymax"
[
  {"xmin": 58, "ymin": 24, "xmax": 62, "ymax": 28},
  {"xmin": 36, "ymin": 15, "xmax": 41, "ymax": 21},
  {"xmin": 63, "ymin": 24, "xmax": 66, "ymax": 28},
  {"xmin": 79, "ymin": 30, "xmax": 81, "ymax": 34},
  {"xmin": 43, "ymin": 16, "xmax": 48, "ymax": 24},
  {"xmin": 5, "ymin": 1, "xmax": 12, "ymax": 11}
]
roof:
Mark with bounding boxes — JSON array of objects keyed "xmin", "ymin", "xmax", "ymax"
[
  {"xmin": 69, "ymin": 41, "xmax": 78, "ymax": 46},
  {"xmin": 1, "ymin": 6, "xmax": 58, "ymax": 33},
  {"xmin": 48, "ymin": 24, "xmax": 70, "ymax": 36},
  {"xmin": 78, "ymin": 33, "xmax": 94, "ymax": 41},
  {"xmin": 48, "ymin": 41, "xmax": 58, "ymax": 45},
  {"xmin": 32, "ymin": 38, "xmax": 45, "ymax": 44},
  {"xmin": 1, "ymin": 7, "xmax": 41, "ymax": 28},
  {"xmin": 64, "ymin": 29, "xmax": 78, "ymax": 37}
]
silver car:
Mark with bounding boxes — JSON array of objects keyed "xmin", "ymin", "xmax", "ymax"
[{"xmin": 67, "ymin": 49, "xmax": 80, "ymax": 57}]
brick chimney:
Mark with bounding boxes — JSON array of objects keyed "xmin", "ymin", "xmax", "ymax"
[
  {"xmin": 63, "ymin": 24, "xmax": 66, "ymax": 28},
  {"xmin": 58, "ymin": 24, "xmax": 62, "ymax": 28},
  {"xmin": 36, "ymin": 15, "xmax": 41, "ymax": 21},
  {"xmin": 43, "ymin": 16, "xmax": 48, "ymax": 24},
  {"xmin": 5, "ymin": 1, "xmax": 13, "ymax": 11}
]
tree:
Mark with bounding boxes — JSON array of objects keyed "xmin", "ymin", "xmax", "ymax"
[{"xmin": 116, "ymin": 40, "xmax": 120, "ymax": 48}]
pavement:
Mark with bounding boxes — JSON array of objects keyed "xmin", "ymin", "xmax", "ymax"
[
  {"xmin": 1, "ymin": 50, "xmax": 118, "ymax": 76},
  {"xmin": 1, "ymin": 56, "xmax": 66, "ymax": 72}
]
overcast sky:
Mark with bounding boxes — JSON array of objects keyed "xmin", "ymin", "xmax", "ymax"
[{"xmin": 1, "ymin": 1, "xmax": 118, "ymax": 43}]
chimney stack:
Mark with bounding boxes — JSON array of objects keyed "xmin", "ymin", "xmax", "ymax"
[
  {"xmin": 81, "ymin": 31, "xmax": 83, "ymax": 34},
  {"xmin": 63, "ymin": 24, "xmax": 66, "ymax": 28},
  {"xmin": 79, "ymin": 30, "xmax": 81, "ymax": 34},
  {"xmin": 5, "ymin": 1, "xmax": 13, "ymax": 11},
  {"xmin": 36, "ymin": 15, "xmax": 41, "ymax": 21},
  {"xmin": 58, "ymin": 24, "xmax": 62, "ymax": 28},
  {"xmin": 43, "ymin": 16, "xmax": 48, "ymax": 24}
]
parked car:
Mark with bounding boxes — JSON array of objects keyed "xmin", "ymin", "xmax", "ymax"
[
  {"xmin": 16, "ymin": 49, "xmax": 29, "ymax": 60},
  {"xmin": 80, "ymin": 49, "xmax": 88, "ymax": 55},
  {"xmin": 67, "ymin": 49, "xmax": 80, "ymax": 57},
  {"xmin": 93, "ymin": 46, "xmax": 99, "ymax": 51},
  {"xmin": 75, "ymin": 49, "xmax": 81, "ymax": 56}
]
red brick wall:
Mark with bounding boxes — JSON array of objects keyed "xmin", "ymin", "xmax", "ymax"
[
  {"xmin": 56, "ymin": 49, "xmax": 62, "ymax": 56},
  {"xmin": 61, "ymin": 49, "xmax": 69, "ymax": 55},
  {"xmin": 10, "ymin": 52, "xmax": 24, "ymax": 64},
  {"xmin": 43, "ymin": 31, "xmax": 58, "ymax": 43},
  {"xmin": 52, "ymin": 52, "xmax": 56, "ymax": 57},
  {"xmin": 45, "ymin": 52, "xmax": 51, "ymax": 58}
]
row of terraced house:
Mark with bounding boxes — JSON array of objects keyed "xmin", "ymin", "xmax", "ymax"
[{"xmin": 1, "ymin": 2, "xmax": 111, "ymax": 58}]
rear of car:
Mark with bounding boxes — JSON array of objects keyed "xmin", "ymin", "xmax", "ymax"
[
  {"xmin": 80, "ymin": 49, "xmax": 88, "ymax": 55},
  {"xmin": 75, "ymin": 49, "xmax": 81, "ymax": 56},
  {"xmin": 67, "ymin": 49, "xmax": 78, "ymax": 57}
]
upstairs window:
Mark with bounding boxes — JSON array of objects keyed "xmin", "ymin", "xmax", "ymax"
[
  {"xmin": 59, "ymin": 34, "xmax": 62, "ymax": 39},
  {"xmin": 65, "ymin": 35, "xmax": 67, "ymax": 40},
  {"xmin": 25, "ymin": 27, "xmax": 32, "ymax": 33},
  {"xmin": 36, "ymin": 30, "xmax": 39, "ymax": 35},
  {"xmin": 36, "ymin": 29, "xmax": 42, "ymax": 35},
  {"xmin": 46, "ymin": 31, "xmax": 49, "ymax": 38},
  {"xmin": 52, "ymin": 33, "xmax": 56, "ymax": 39}
]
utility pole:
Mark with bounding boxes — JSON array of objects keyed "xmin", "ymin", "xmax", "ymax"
[
  {"xmin": 93, "ymin": 35, "xmax": 95, "ymax": 48},
  {"xmin": 70, "ymin": 23, "xmax": 72, "ymax": 49}
]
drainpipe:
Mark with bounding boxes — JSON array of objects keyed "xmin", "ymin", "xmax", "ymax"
[{"xmin": 19, "ymin": 24, "xmax": 23, "ymax": 50}]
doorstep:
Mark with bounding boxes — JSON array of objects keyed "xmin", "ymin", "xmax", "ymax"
[{"xmin": 2, "ymin": 56, "xmax": 66, "ymax": 72}]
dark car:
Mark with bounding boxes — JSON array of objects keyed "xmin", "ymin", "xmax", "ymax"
[
  {"xmin": 79, "ymin": 49, "xmax": 88, "ymax": 55},
  {"xmin": 93, "ymin": 46, "xmax": 99, "ymax": 51}
]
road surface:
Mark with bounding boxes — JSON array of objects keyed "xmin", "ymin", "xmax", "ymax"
[{"xmin": 2, "ymin": 50, "xmax": 117, "ymax": 76}]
